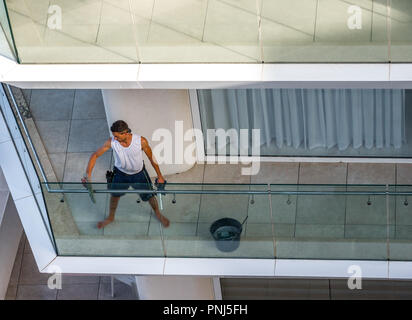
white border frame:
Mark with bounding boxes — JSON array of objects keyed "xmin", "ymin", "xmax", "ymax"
[
  {"xmin": 0, "ymin": 94, "xmax": 57, "ymax": 271},
  {"xmin": 43, "ymin": 256, "xmax": 412, "ymax": 280}
]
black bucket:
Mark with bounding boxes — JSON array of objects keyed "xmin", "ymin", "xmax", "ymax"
[{"xmin": 210, "ymin": 218, "xmax": 243, "ymax": 252}]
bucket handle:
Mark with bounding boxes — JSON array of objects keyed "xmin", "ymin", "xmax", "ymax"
[{"xmin": 240, "ymin": 215, "xmax": 248, "ymax": 227}]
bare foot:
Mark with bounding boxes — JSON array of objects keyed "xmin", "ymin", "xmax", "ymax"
[
  {"xmin": 97, "ymin": 218, "xmax": 114, "ymax": 229},
  {"xmin": 156, "ymin": 214, "xmax": 170, "ymax": 228}
]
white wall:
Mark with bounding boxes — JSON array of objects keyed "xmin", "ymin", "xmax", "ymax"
[
  {"xmin": 0, "ymin": 168, "xmax": 23, "ymax": 300},
  {"xmin": 102, "ymin": 89, "xmax": 195, "ymax": 176},
  {"xmin": 135, "ymin": 276, "xmax": 216, "ymax": 300}
]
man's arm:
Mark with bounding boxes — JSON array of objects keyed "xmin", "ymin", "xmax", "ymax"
[
  {"xmin": 85, "ymin": 138, "xmax": 111, "ymax": 180},
  {"xmin": 141, "ymin": 136, "xmax": 165, "ymax": 183}
]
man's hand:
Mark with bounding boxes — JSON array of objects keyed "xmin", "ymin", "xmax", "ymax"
[
  {"xmin": 81, "ymin": 175, "xmax": 91, "ymax": 187},
  {"xmin": 157, "ymin": 176, "xmax": 165, "ymax": 184}
]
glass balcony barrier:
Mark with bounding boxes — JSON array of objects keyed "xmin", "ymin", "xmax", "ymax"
[
  {"xmin": 2, "ymin": 0, "xmax": 410, "ymax": 63},
  {"xmin": 38, "ymin": 180, "xmax": 412, "ymax": 261},
  {"xmin": 0, "ymin": 0, "xmax": 17, "ymax": 60}
]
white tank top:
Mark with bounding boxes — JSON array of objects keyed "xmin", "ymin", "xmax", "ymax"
[{"xmin": 111, "ymin": 134, "xmax": 144, "ymax": 175}]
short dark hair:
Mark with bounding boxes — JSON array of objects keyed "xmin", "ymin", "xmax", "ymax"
[{"xmin": 110, "ymin": 120, "xmax": 130, "ymax": 133}]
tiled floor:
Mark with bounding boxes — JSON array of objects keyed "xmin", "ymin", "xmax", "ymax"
[
  {"xmin": 5, "ymin": 233, "xmax": 136, "ymax": 300},
  {"xmin": 221, "ymin": 277, "xmax": 412, "ymax": 300}
]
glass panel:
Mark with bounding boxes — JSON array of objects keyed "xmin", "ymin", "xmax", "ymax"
[
  {"xmin": 390, "ymin": 185, "xmax": 412, "ymax": 260},
  {"xmin": 262, "ymin": 0, "xmax": 389, "ymax": 62},
  {"xmin": 390, "ymin": 0, "xmax": 412, "ymax": 62},
  {"xmin": 136, "ymin": 0, "xmax": 260, "ymax": 63},
  {"xmin": 0, "ymin": 0, "xmax": 16, "ymax": 60},
  {"xmin": 44, "ymin": 182, "xmax": 165, "ymax": 257},
  {"xmin": 165, "ymin": 183, "xmax": 273, "ymax": 258},
  {"xmin": 344, "ymin": 185, "xmax": 391, "ymax": 260},
  {"xmin": 3, "ymin": 0, "xmax": 394, "ymax": 63},
  {"xmin": 273, "ymin": 184, "xmax": 390, "ymax": 260},
  {"xmin": 4, "ymin": 0, "xmax": 138, "ymax": 63},
  {"xmin": 270, "ymin": 185, "xmax": 298, "ymax": 239}
]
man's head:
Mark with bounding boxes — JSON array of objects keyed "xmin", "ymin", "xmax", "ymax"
[{"xmin": 111, "ymin": 120, "xmax": 131, "ymax": 142}]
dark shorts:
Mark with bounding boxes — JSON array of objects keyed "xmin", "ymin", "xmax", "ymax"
[{"xmin": 109, "ymin": 166, "xmax": 155, "ymax": 201}]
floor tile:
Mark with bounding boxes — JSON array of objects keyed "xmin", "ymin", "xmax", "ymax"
[
  {"xmin": 203, "ymin": 164, "xmax": 251, "ymax": 184},
  {"xmin": 8, "ymin": 244, "xmax": 23, "ymax": 286},
  {"xmin": 57, "ymin": 284, "xmax": 99, "ymax": 300},
  {"xmin": 165, "ymin": 164, "xmax": 204, "ymax": 183},
  {"xmin": 296, "ymin": 188, "xmax": 346, "ymax": 225},
  {"xmin": 345, "ymin": 191, "xmax": 395, "ymax": 225},
  {"xmin": 48, "ymin": 153, "xmax": 66, "ymax": 181},
  {"xmin": 72, "ymin": 90, "xmax": 107, "ymax": 120},
  {"xmin": 16, "ymin": 285, "xmax": 57, "ymax": 300},
  {"xmin": 103, "ymin": 221, "xmax": 149, "ymax": 237},
  {"xmin": 111, "ymin": 194, "xmax": 153, "ymax": 223},
  {"xmin": 158, "ymin": 193, "xmax": 201, "ymax": 223},
  {"xmin": 30, "ymin": 89, "xmax": 75, "ymax": 121},
  {"xmin": 251, "ymin": 162, "xmax": 299, "ymax": 184},
  {"xmin": 23, "ymin": 236, "xmax": 32, "ymax": 254},
  {"xmin": 389, "ymin": 241, "xmax": 412, "ymax": 260},
  {"xmin": 330, "ymin": 279, "xmax": 412, "ymax": 300},
  {"xmin": 299, "ymin": 162, "xmax": 347, "ymax": 184},
  {"xmin": 55, "ymin": 237, "xmax": 165, "ymax": 257},
  {"xmin": 345, "ymin": 224, "xmax": 395, "ymax": 239},
  {"xmin": 273, "ymin": 223, "xmax": 295, "ymax": 238},
  {"xmin": 295, "ymin": 224, "xmax": 344, "ymax": 238},
  {"xmin": 61, "ymin": 275, "xmax": 100, "ymax": 285},
  {"xmin": 247, "ymin": 192, "xmax": 272, "ymax": 223},
  {"xmin": 98, "ymin": 280, "xmax": 136, "ymax": 300},
  {"xmin": 148, "ymin": 221, "xmax": 197, "ymax": 237},
  {"xmin": 268, "ymin": 279, "xmax": 330, "ymax": 300},
  {"xmin": 198, "ymin": 192, "xmax": 249, "ymax": 223},
  {"xmin": 76, "ymin": 222, "xmax": 104, "ymax": 236},
  {"xmin": 22, "ymin": 89, "xmax": 32, "ymax": 105},
  {"xmin": 67, "ymin": 119, "xmax": 111, "ymax": 153},
  {"xmin": 63, "ymin": 151, "xmax": 112, "ymax": 182},
  {"xmin": 19, "ymin": 253, "xmax": 51, "ymax": 285},
  {"xmin": 275, "ymin": 238, "xmax": 387, "ymax": 260},
  {"xmin": 270, "ymin": 187, "xmax": 298, "ymax": 224},
  {"xmin": 395, "ymin": 225, "xmax": 412, "ymax": 240},
  {"xmin": 396, "ymin": 164, "xmax": 412, "ymax": 185},
  {"xmin": 5, "ymin": 285, "xmax": 17, "ymax": 300},
  {"xmin": 347, "ymin": 163, "xmax": 396, "ymax": 185},
  {"xmin": 245, "ymin": 223, "xmax": 273, "ymax": 237},
  {"xmin": 35, "ymin": 121, "xmax": 70, "ymax": 153},
  {"xmin": 164, "ymin": 236, "xmax": 274, "ymax": 258}
]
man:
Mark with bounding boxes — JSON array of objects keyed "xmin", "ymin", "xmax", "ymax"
[{"xmin": 84, "ymin": 120, "xmax": 170, "ymax": 229}]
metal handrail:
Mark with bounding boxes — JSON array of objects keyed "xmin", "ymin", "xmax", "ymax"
[{"xmin": 41, "ymin": 185, "xmax": 412, "ymax": 196}]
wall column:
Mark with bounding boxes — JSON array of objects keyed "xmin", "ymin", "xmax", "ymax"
[{"xmin": 101, "ymin": 89, "xmax": 196, "ymax": 177}]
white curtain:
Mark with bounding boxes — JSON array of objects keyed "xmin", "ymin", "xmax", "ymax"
[{"xmin": 198, "ymin": 89, "xmax": 406, "ymax": 151}]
